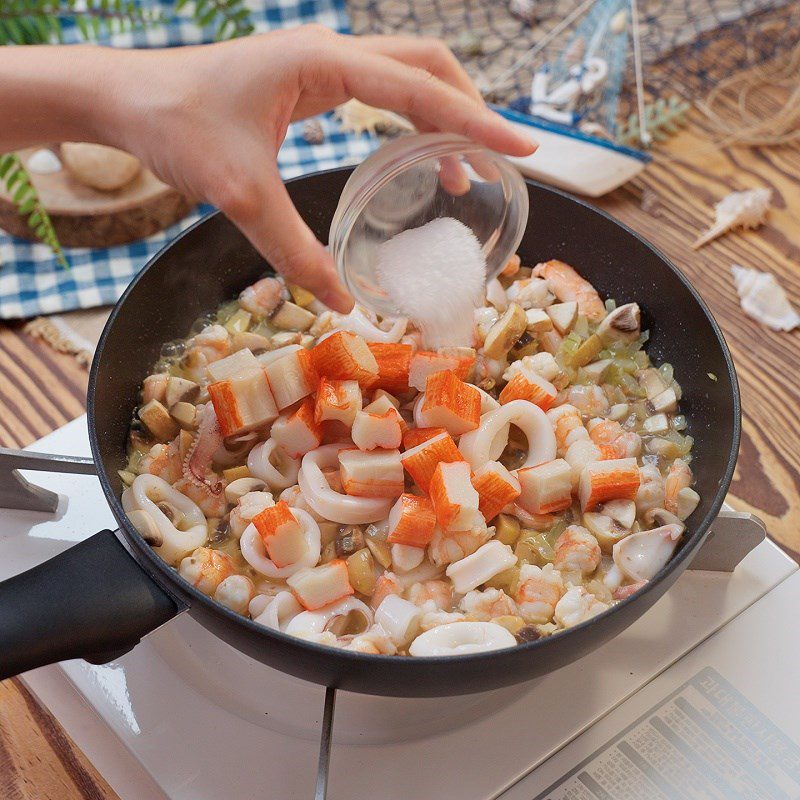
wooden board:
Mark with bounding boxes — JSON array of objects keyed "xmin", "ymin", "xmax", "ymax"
[
  {"xmin": 0, "ymin": 147, "xmax": 192, "ymax": 248},
  {"xmin": 0, "ymin": 105, "xmax": 799, "ymax": 798}
]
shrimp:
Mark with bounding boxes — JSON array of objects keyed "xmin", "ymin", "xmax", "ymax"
[
  {"xmin": 613, "ymin": 580, "xmax": 647, "ymax": 601},
  {"xmin": 229, "ymin": 490, "xmax": 275, "ymax": 538},
  {"xmin": 407, "ymin": 580, "xmax": 453, "ymax": 610},
  {"xmin": 419, "ymin": 608, "xmax": 466, "ymax": 632},
  {"xmin": 554, "ymin": 585, "xmax": 609, "ymax": 628},
  {"xmin": 547, "ymin": 404, "xmax": 588, "ymax": 454},
  {"xmin": 532, "ymin": 260, "xmax": 605, "ymax": 321},
  {"xmin": 173, "ymin": 476, "xmax": 228, "ymax": 518},
  {"xmin": 515, "ymin": 563, "xmax": 565, "ymax": 624},
  {"xmin": 664, "ymin": 459, "xmax": 693, "ymax": 515},
  {"xmin": 140, "ymin": 439, "xmax": 182, "ymax": 484},
  {"xmin": 345, "ymin": 624, "xmax": 397, "ymax": 655},
  {"xmin": 636, "ymin": 463, "xmax": 666, "ymax": 516},
  {"xmin": 238, "ymin": 277, "xmax": 284, "ymax": 317},
  {"xmin": 460, "ymin": 588, "xmax": 518, "ymax": 620},
  {"xmin": 553, "ymin": 525, "xmax": 601, "ymax": 575},
  {"xmin": 371, "ymin": 571, "xmax": 403, "ymax": 609},
  {"xmin": 428, "ymin": 525, "xmax": 493, "ymax": 567},
  {"xmin": 178, "ymin": 547, "xmax": 235, "ymax": 596},
  {"xmin": 566, "ymin": 385, "xmax": 609, "ymax": 417},
  {"xmin": 188, "ymin": 324, "xmax": 231, "ymax": 364},
  {"xmin": 588, "ymin": 418, "xmax": 642, "ymax": 459}
]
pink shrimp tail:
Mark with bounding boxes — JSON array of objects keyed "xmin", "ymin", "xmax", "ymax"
[{"xmin": 184, "ymin": 405, "xmax": 224, "ymax": 495}]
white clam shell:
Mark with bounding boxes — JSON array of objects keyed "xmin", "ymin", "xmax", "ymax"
[
  {"xmin": 731, "ymin": 265, "xmax": 800, "ymax": 332},
  {"xmin": 409, "ymin": 621, "xmax": 516, "ymax": 657}
]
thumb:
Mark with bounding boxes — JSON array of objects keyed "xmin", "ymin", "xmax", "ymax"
[{"xmin": 221, "ymin": 163, "xmax": 354, "ymax": 314}]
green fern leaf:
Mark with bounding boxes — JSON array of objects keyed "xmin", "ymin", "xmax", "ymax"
[{"xmin": 1, "ymin": 154, "xmax": 68, "ymax": 269}]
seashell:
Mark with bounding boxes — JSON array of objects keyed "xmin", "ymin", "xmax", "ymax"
[
  {"xmin": 302, "ymin": 118, "xmax": 324, "ymax": 145},
  {"xmin": 455, "ymin": 30, "xmax": 484, "ymax": 57},
  {"xmin": 610, "ymin": 10, "xmax": 628, "ymax": 34},
  {"xmin": 334, "ymin": 99, "xmax": 415, "ymax": 137},
  {"xmin": 731, "ymin": 265, "xmax": 800, "ymax": 332},
  {"xmin": 60, "ymin": 142, "xmax": 141, "ymax": 192},
  {"xmin": 26, "ymin": 149, "xmax": 62, "ymax": 175},
  {"xmin": 692, "ymin": 188, "xmax": 771, "ymax": 249},
  {"xmin": 509, "ymin": 0, "xmax": 537, "ymax": 24}
]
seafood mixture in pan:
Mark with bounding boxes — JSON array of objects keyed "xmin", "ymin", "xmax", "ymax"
[{"xmin": 123, "ymin": 257, "xmax": 699, "ymax": 657}]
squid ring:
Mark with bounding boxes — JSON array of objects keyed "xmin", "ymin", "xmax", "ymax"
[
  {"xmin": 240, "ymin": 508, "xmax": 320, "ymax": 579},
  {"xmin": 247, "ymin": 438, "xmax": 301, "ymax": 491},
  {"xmin": 458, "ymin": 400, "xmax": 556, "ymax": 470},
  {"xmin": 285, "ymin": 597, "xmax": 373, "ymax": 638},
  {"xmin": 298, "ymin": 445, "xmax": 392, "ymax": 524},
  {"xmin": 250, "ymin": 591, "xmax": 304, "ymax": 632},
  {"xmin": 123, "ymin": 474, "xmax": 207, "ymax": 566},
  {"xmin": 408, "ymin": 621, "xmax": 516, "ymax": 657}
]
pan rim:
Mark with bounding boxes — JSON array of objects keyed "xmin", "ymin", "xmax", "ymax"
[{"xmin": 88, "ymin": 168, "xmax": 741, "ymax": 672}]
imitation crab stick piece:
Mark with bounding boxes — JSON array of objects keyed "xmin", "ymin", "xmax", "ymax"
[
  {"xmin": 314, "ymin": 377, "xmax": 362, "ymax": 427},
  {"xmin": 472, "ymin": 461, "xmax": 521, "ymax": 523},
  {"xmin": 401, "ymin": 431, "xmax": 464, "ymax": 494},
  {"xmin": 408, "ymin": 350, "xmax": 475, "ymax": 391},
  {"xmin": 287, "ymin": 561, "xmax": 354, "ymax": 611},
  {"xmin": 429, "ymin": 461, "xmax": 484, "ymax": 532},
  {"xmin": 263, "ymin": 348, "xmax": 318, "ymax": 411},
  {"xmin": 367, "ymin": 343, "xmax": 412, "ymax": 394},
  {"xmin": 517, "ymin": 458, "xmax": 573, "ymax": 515},
  {"xmin": 270, "ymin": 397, "xmax": 323, "ymax": 458},
  {"xmin": 207, "ymin": 369, "xmax": 278, "ymax": 437},
  {"xmin": 252, "ymin": 500, "xmax": 306, "ymax": 568},
  {"xmin": 338, "ymin": 448, "xmax": 405, "ymax": 499},
  {"xmin": 386, "ymin": 493, "xmax": 437, "ymax": 548},
  {"xmin": 310, "ymin": 331, "xmax": 378, "ymax": 386},
  {"xmin": 420, "ymin": 370, "xmax": 481, "ymax": 438},
  {"xmin": 499, "ymin": 369, "xmax": 557, "ymax": 409},
  {"xmin": 402, "ymin": 426, "xmax": 447, "ymax": 450},
  {"xmin": 352, "ymin": 408, "xmax": 403, "ymax": 451},
  {"xmin": 578, "ymin": 458, "xmax": 641, "ymax": 511},
  {"xmin": 363, "ymin": 395, "xmax": 407, "ymax": 432}
]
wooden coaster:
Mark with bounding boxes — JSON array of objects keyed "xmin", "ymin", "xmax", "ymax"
[{"xmin": 0, "ymin": 147, "xmax": 193, "ymax": 248}]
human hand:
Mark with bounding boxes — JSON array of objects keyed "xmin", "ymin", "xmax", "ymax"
[{"xmin": 103, "ymin": 27, "xmax": 537, "ymax": 312}]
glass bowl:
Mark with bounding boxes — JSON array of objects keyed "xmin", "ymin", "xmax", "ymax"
[{"xmin": 329, "ymin": 133, "xmax": 529, "ymax": 318}]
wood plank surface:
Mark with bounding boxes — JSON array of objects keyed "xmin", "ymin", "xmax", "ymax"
[{"xmin": 0, "ymin": 106, "xmax": 798, "ymax": 798}]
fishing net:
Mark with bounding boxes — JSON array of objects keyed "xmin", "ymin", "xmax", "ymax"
[{"xmin": 346, "ymin": 0, "xmax": 800, "ymax": 145}]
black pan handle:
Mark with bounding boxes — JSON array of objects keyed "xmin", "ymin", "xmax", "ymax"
[{"xmin": 0, "ymin": 530, "xmax": 184, "ymax": 680}]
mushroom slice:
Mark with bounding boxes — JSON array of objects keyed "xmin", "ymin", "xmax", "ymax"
[
  {"xmin": 597, "ymin": 302, "xmax": 641, "ymax": 344},
  {"xmin": 597, "ymin": 499, "xmax": 636, "ymax": 529},
  {"xmin": 612, "ymin": 523, "xmax": 684, "ymax": 582}
]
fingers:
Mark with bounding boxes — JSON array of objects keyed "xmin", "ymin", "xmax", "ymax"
[
  {"xmin": 220, "ymin": 162, "xmax": 354, "ymax": 314},
  {"xmin": 355, "ymin": 35, "xmax": 483, "ymax": 103},
  {"xmin": 337, "ymin": 48, "xmax": 536, "ymax": 157}
]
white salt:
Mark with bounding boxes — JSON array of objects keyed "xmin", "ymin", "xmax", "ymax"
[{"xmin": 375, "ymin": 217, "xmax": 486, "ymax": 349}]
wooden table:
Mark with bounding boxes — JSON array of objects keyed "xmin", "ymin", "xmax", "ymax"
[{"xmin": 1, "ymin": 106, "xmax": 799, "ymax": 799}]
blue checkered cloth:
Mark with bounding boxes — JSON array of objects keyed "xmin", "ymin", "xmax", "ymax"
[{"xmin": 0, "ymin": 0, "xmax": 379, "ymax": 319}]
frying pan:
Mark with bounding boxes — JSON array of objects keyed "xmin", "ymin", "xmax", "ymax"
[{"xmin": 0, "ymin": 168, "xmax": 740, "ymax": 696}]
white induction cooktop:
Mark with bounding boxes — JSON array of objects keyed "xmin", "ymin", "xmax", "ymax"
[{"xmin": 3, "ymin": 416, "xmax": 797, "ymax": 800}]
